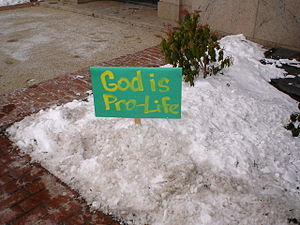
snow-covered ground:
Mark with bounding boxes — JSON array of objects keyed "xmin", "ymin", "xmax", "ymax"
[
  {"xmin": 0, "ymin": 0, "xmax": 30, "ymax": 7},
  {"xmin": 7, "ymin": 35, "xmax": 300, "ymax": 225}
]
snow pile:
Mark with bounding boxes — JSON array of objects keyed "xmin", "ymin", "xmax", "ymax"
[
  {"xmin": 7, "ymin": 35, "xmax": 300, "ymax": 225},
  {"xmin": 0, "ymin": 0, "xmax": 30, "ymax": 7},
  {"xmin": 265, "ymin": 58, "xmax": 300, "ymax": 69}
]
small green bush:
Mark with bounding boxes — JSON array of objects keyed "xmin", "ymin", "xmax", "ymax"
[
  {"xmin": 284, "ymin": 103, "xmax": 300, "ymax": 137},
  {"xmin": 159, "ymin": 10, "xmax": 232, "ymax": 86}
]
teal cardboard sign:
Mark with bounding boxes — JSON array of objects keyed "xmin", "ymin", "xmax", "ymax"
[{"xmin": 90, "ymin": 67, "xmax": 182, "ymax": 118}]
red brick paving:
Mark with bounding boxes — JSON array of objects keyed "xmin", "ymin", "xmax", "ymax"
[
  {"xmin": 0, "ymin": 45, "xmax": 164, "ymax": 129},
  {"xmin": 0, "ymin": 45, "xmax": 164, "ymax": 224},
  {"xmin": 0, "ymin": 1, "xmax": 39, "ymax": 11}
]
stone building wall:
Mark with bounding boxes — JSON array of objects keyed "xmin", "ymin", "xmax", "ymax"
[{"xmin": 158, "ymin": 0, "xmax": 300, "ymax": 50}]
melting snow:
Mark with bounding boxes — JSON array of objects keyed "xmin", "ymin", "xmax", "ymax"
[
  {"xmin": 7, "ymin": 35, "xmax": 300, "ymax": 225},
  {"xmin": 0, "ymin": 0, "xmax": 30, "ymax": 7}
]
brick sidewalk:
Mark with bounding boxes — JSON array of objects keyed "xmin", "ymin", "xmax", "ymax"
[
  {"xmin": 0, "ymin": 45, "xmax": 164, "ymax": 224},
  {"xmin": 0, "ymin": 2, "xmax": 39, "ymax": 11}
]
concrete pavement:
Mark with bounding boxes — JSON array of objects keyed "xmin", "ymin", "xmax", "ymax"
[{"xmin": 0, "ymin": 2, "xmax": 166, "ymax": 94}]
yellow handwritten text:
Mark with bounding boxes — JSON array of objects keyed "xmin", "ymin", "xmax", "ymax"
[
  {"xmin": 102, "ymin": 94, "xmax": 179, "ymax": 114},
  {"xmin": 101, "ymin": 70, "xmax": 144, "ymax": 92},
  {"xmin": 100, "ymin": 70, "xmax": 170, "ymax": 92}
]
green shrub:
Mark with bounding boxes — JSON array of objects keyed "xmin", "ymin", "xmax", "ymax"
[
  {"xmin": 284, "ymin": 103, "xmax": 300, "ymax": 137},
  {"xmin": 159, "ymin": 10, "xmax": 232, "ymax": 86}
]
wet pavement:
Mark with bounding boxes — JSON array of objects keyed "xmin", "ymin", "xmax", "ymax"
[
  {"xmin": 0, "ymin": 2, "xmax": 165, "ymax": 94},
  {"xmin": 41, "ymin": 0, "xmax": 174, "ymax": 31},
  {"xmin": 263, "ymin": 48, "xmax": 300, "ymax": 101}
]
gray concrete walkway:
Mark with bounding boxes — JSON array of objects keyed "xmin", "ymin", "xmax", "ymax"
[
  {"xmin": 0, "ymin": 1, "xmax": 170, "ymax": 94},
  {"xmin": 41, "ymin": 0, "xmax": 174, "ymax": 31}
]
